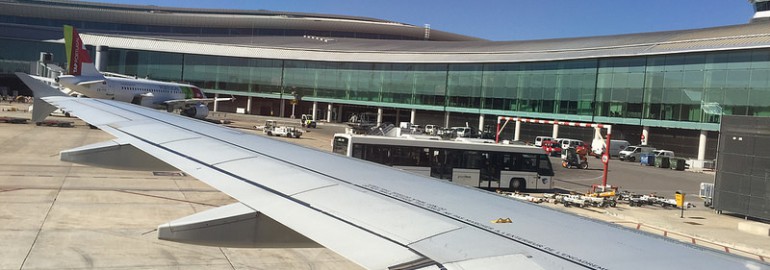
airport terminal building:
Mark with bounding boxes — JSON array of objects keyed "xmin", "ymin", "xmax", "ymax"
[{"xmin": 2, "ymin": 0, "xmax": 770, "ymax": 160}]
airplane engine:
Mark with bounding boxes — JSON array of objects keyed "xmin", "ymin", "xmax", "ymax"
[{"xmin": 181, "ymin": 104, "xmax": 209, "ymax": 119}]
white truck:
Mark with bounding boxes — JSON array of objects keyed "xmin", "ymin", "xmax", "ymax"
[{"xmin": 263, "ymin": 120, "xmax": 302, "ymax": 138}]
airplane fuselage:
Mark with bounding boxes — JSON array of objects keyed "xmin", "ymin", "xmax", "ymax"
[{"xmin": 57, "ymin": 75, "xmax": 204, "ymax": 109}]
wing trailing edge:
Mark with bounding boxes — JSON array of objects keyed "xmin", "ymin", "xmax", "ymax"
[
  {"xmin": 157, "ymin": 202, "xmax": 321, "ymax": 248},
  {"xmin": 61, "ymin": 140, "xmax": 177, "ymax": 171}
]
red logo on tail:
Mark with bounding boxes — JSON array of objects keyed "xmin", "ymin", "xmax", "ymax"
[{"xmin": 68, "ymin": 27, "xmax": 93, "ymax": 76}]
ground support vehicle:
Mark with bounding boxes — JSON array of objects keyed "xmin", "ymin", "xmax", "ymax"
[
  {"xmin": 657, "ymin": 198, "xmax": 696, "ymax": 209},
  {"xmin": 262, "ymin": 120, "xmax": 302, "ymax": 138},
  {"xmin": 0, "ymin": 116, "xmax": 28, "ymax": 124},
  {"xmin": 586, "ymin": 185, "xmax": 619, "ymax": 207},
  {"xmin": 35, "ymin": 119, "xmax": 74, "ymax": 127},
  {"xmin": 266, "ymin": 126, "xmax": 302, "ymax": 138},
  {"xmin": 300, "ymin": 114, "xmax": 317, "ymax": 128},
  {"xmin": 561, "ymin": 147, "xmax": 588, "ymax": 169},
  {"xmin": 699, "ymin": 182, "xmax": 714, "ymax": 207},
  {"xmin": 560, "ymin": 194, "xmax": 589, "ymax": 207},
  {"xmin": 498, "ymin": 191, "xmax": 544, "ymax": 203}
]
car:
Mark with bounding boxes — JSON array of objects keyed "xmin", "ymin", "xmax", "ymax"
[
  {"xmin": 652, "ymin": 150, "xmax": 675, "ymax": 157},
  {"xmin": 619, "ymin": 145, "xmax": 656, "ymax": 162}
]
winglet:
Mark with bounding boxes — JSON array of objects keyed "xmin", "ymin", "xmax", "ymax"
[
  {"xmin": 64, "ymin": 25, "xmax": 100, "ymax": 76},
  {"xmin": 15, "ymin": 72, "xmax": 66, "ymax": 123}
]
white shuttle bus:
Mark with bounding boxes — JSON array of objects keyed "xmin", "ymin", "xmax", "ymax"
[{"xmin": 332, "ymin": 134, "xmax": 554, "ymax": 191}]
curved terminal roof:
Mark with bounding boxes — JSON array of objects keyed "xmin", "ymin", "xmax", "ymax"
[
  {"xmin": 0, "ymin": 0, "xmax": 480, "ymax": 41},
  {"xmin": 1, "ymin": 1, "xmax": 769, "ymax": 64},
  {"xmin": 81, "ymin": 22, "xmax": 770, "ymax": 63}
]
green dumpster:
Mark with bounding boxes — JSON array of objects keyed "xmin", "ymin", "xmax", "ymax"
[
  {"xmin": 654, "ymin": 156, "xmax": 670, "ymax": 168},
  {"xmin": 670, "ymin": 157, "xmax": 686, "ymax": 171}
]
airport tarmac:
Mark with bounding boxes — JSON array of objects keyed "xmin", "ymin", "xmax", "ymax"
[
  {"xmin": 0, "ymin": 105, "xmax": 361, "ymax": 269},
  {"xmin": 1, "ymin": 102, "xmax": 768, "ymax": 269}
]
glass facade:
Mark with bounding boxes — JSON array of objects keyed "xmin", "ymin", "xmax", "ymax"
[{"xmin": 5, "ymin": 37, "xmax": 770, "ymax": 131}]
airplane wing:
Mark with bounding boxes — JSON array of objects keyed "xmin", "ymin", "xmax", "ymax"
[{"xmin": 24, "ymin": 75, "xmax": 767, "ymax": 269}]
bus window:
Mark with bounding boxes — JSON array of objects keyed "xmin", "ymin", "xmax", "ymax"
[
  {"xmin": 520, "ymin": 154, "xmax": 538, "ymax": 172},
  {"xmin": 538, "ymin": 154, "xmax": 555, "ymax": 176},
  {"xmin": 480, "ymin": 152, "xmax": 498, "ymax": 181},
  {"xmin": 352, "ymin": 144, "xmax": 363, "ymax": 159},
  {"xmin": 430, "ymin": 149, "xmax": 456, "ymax": 180},
  {"xmin": 419, "ymin": 148, "xmax": 431, "ymax": 167},
  {"xmin": 332, "ymin": 137, "xmax": 349, "ymax": 155},
  {"xmin": 363, "ymin": 145, "xmax": 392, "ymax": 165},
  {"xmin": 462, "ymin": 151, "xmax": 482, "ymax": 169}
]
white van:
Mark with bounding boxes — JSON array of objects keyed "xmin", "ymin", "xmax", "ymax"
[
  {"xmin": 534, "ymin": 136, "xmax": 555, "ymax": 147},
  {"xmin": 558, "ymin": 138, "xmax": 585, "ymax": 150},
  {"xmin": 619, "ymin": 145, "xmax": 656, "ymax": 162},
  {"xmin": 592, "ymin": 139, "xmax": 630, "ymax": 157}
]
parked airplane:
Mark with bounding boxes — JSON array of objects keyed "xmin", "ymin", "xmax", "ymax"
[
  {"xmin": 18, "ymin": 71, "xmax": 769, "ymax": 270},
  {"xmin": 32, "ymin": 25, "xmax": 224, "ymax": 121}
]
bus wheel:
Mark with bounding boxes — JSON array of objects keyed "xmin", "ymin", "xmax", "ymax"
[{"xmin": 509, "ymin": 178, "xmax": 525, "ymax": 191}]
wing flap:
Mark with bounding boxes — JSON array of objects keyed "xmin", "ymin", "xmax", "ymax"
[
  {"xmin": 158, "ymin": 202, "xmax": 320, "ymax": 248},
  {"xmin": 61, "ymin": 139, "xmax": 176, "ymax": 171}
]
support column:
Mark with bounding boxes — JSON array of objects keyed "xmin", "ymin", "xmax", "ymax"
[
  {"xmin": 213, "ymin": 93, "xmax": 219, "ymax": 112},
  {"xmin": 246, "ymin": 96, "xmax": 252, "ymax": 114},
  {"xmin": 95, "ymin": 45, "xmax": 109, "ymax": 72},
  {"xmin": 641, "ymin": 126, "xmax": 650, "ymax": 145},
  {"xmin": 377, "ymin": 107, "xmax": 383, "ymax": 126},
  {"xmin": 395, "ymin": 109, "xmax": 400, "ymax": 124},
  {"xmin": 514, "ymin": 120, "xmax": 521, "ymax": 141},
  {"xmin": 698, "ymin": 130, "xmax": 707, "ymax": 161},
  {"xmin": 312, "ymin": 101, "xmax": 318, "ymax": 120},
  {"xmin": 410, "ymin": 109, "xmax": 417, "ymax": 124},
  {"xmin": 444, "ymin": 111, "xmax": 450, "ymax": 128},
  {"xmin": 327, "ymin": 103, "xmax": 333, "ymax": 122},
  {"xmin": 338, "ymin": 104, "xmax": 343, "ymax": 122},
  {"xmin": 552, "ymin": 123, "xmax": 559, "ymax": 139},
  {"xmin": 478, "ymin": 114, "xmax": 485, "ymax": 133}
]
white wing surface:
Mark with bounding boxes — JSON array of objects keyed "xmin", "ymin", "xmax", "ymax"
[{"xmin": 33, "ymin": 94, "xmax": 768, "ymax": 270}]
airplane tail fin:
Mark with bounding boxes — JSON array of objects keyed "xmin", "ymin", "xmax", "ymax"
[{"xmin": 64, "ymin": 25, "xmax": 100, "ymax": 76}]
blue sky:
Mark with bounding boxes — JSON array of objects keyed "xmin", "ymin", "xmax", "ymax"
[{"xmin": 92, "ymin": 0, "xmax": 754, "ymax": 41}]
